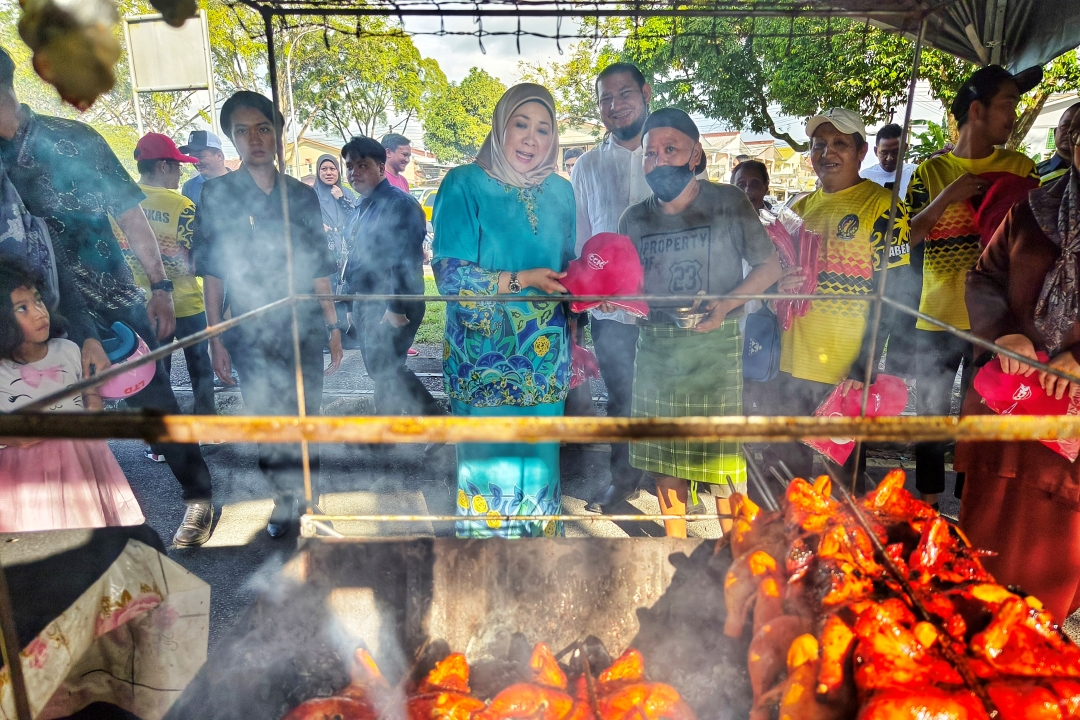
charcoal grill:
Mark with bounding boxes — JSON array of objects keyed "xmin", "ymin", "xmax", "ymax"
[{"xmin": 163, "ymin": 537, "xmax": 749, "ymax": 720}]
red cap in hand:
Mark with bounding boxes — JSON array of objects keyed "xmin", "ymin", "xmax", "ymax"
[{"xmin": 562, "ymin": 233, "xmax": 649, "ymax": 318}]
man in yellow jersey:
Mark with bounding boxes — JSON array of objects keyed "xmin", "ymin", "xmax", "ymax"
[
  {"xmin": 906, "ymin": 65, "xmax": 1041, "ymax": 508},
  {"xmin": 772, "ymin": 108, "xmax": 910, "ymax": 481},
  {"xmin": 1037, "ymin": 101, "xmax": 1080, "ymax": 186},
  {"xmin": 127, "ymin": 133, "xmax": 215, "ymax": 420}
]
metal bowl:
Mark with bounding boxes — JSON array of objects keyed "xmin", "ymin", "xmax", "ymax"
[{"xmin": 673, "ymin": 311, "xmax": 708, "ymax": 329}]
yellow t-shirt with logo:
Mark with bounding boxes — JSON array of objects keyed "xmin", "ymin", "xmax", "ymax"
[
  {"xmin": 121, "ymin": 184, "xmax": 204, "ymax": 318},
  {"xmin": 906, "ymin": 149, "xmax": 1036, "ymax": 331},
  {"xmin": 781, "ymin": 180, "xmax": 911, "ymax": 385}
]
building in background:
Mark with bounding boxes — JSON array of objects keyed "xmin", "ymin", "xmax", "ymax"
[{"xmin": 1024, "ymin": 94, "xmax": 1080, "ymax": 163}]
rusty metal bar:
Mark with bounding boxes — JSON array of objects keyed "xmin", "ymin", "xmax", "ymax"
[{"xmin": 3, "ymin": 413, "xmax": 1080, "ymax": 444}]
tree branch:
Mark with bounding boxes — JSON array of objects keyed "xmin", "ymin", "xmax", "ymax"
[
  {"xmin": 1008, "ymin": 90, "xmax": 1050, "ymax": 151},
  {"xmin": 756, "ymin": 93, "xmax": 807, "ymax": 152}
]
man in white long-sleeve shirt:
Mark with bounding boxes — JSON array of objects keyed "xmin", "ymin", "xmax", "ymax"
[{"xmin": 572, "ymin": 62, "xmax": 653, "ymax": 513}]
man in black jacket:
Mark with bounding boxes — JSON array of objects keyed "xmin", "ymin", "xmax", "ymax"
[{"xmin": 341, "ymin": 136, "xmax": 440, "ymax": 416}]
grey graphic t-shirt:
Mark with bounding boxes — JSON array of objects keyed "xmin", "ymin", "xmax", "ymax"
[{"xmin": 618, "ymin": 180, "xmax": 776, "ymax": 315}]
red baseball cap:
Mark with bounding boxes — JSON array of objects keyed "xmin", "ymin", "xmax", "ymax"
[
  {"xmin": 562, "ymin": 233, "xmax": 649, "ymax": 318},
  {"xmin": 134, "ymin": 133, "xmax": 199, "ymax": 164}
]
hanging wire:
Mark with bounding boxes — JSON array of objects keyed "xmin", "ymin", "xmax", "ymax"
[
  {"xmin": 263, "ymin": 9, "xmax": 317, "ymax": 511},
  {"xmin": 852, "ymin": 16, "xmax": 928, "ymax": 495}
]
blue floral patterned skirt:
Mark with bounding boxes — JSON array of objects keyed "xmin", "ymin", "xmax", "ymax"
[{"xmin": 452, "ymin": 399, "xmax": 565, "ymax": 539}]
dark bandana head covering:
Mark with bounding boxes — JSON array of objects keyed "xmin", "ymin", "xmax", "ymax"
[
  {"xmin": 474, "ymin": 83, "xmax": 559, "ymax": 189},
  {"xmin": 1030, "ymin": 167, "xmax": 1080, "ymax": 355}
]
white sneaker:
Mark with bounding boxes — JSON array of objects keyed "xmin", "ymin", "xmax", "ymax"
[{"xmin": 144, "ymin": 448, "xmax": 167, "ymax": 463}]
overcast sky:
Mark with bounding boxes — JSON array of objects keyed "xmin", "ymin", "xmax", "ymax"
[{"xmin": 404, "ymin": 16, "xmax": 592, "ymax": 85}]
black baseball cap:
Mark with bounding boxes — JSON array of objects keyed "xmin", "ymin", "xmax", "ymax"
[
  {"xmin": 643, "ymin": 107, "xmax": 708, "ymax": 175},
  {"xmin": 951, "ymin": 65, "xmax": 1043, "ymax": 125}
]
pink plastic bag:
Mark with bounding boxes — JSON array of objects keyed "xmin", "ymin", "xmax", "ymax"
[
  {"xmin": 802, "ymin": 375, "xmax": 909, "ymax": 465},
  {"xmin": 569, "ymin": 340, "xmax": 600, "ymax": 390},
  {"xmin": 973, "ymin": 353, "xmax": 1080, "ymax": 462}
]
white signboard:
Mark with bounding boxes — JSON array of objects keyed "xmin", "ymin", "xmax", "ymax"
[
  {"xmin": 122, "ymin": 12, "xmax": 218, "ymax": 136},
  {"xmin": 125, "ymin": 12, "xmax": 211, "ymax": 91}
]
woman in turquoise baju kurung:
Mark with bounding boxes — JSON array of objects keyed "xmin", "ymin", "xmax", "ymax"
[{"xmin": 432, "ymin": 84, "xmax": 576, "ymax": 538}]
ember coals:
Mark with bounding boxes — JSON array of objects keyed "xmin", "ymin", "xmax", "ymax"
[
  {"xmin": 726, "ymin": 469, "xmax": 1080, "ymax": 720},
  {"xmin": 280, "ymin": 643, "xmax": 697, "ymax": 720}
]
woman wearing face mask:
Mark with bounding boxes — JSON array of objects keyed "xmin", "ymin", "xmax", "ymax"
[
  {"xmin": 432, "ymin": 84, "xmax": 575, "ymax": 539},
  {"xmin": 315, "ymin": 155, "xmax": 357, "ymax": 330}
]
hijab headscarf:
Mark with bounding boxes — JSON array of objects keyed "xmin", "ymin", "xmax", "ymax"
[
  {"xmin": 475, "ymin": 83, "xmax": 560, "ymax": 189},
  {"xmin": 314, "ymin": 154, "xmax": 356, "ymax": 231},
  {"xmin": 1030, "ymin": 166, "xmax": 1080, "ymax": 355}
]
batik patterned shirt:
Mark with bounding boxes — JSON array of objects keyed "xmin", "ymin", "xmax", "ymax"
[
  {"xmin": 432, "ymin": 163, "xmax": 576, "ymax": 408},
  {"xmin": 0, "ymin": 106, "xmax": 147, "ymax": 317}
]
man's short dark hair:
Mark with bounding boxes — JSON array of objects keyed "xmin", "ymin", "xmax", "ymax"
[
  {"xmin": 381, "ymin": 133, "xmax": 411, "ymax": 152},
  {"xmin": 136, "ymin": 159, "xmax": 167, "ymax": 176},
  {"xmin": 595, "ymin": 62, "xmax": 647, "ymax": 97},
  {"xmin": 0, "ymin": 46, "xmax": 14, "ymax": 90},
  {"xmin": 342, "ymin": 136, "xmax": 386, "ymax": 164},
  {"xmin": 731, "ymin": 159, "xmax": 769, "ymax": 187},
  {"xmin": 563, "ymin": 147, "xmax": 584, "ymax": 162},
  {"xmin": 876, "ymin": 123, "xmax": 903, "ymax": 145},
  {"xmin": 220, "ymin": 91, "xmax": 285, "ymax": 140}
]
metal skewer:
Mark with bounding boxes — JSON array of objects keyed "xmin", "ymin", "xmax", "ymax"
[
  {"xmin": 823, "ymin": 467, "xmax": 999, "ymax": 718},
  {"xmin": 769, "ymin": 466, "xmax": 789, "ymax": 489},
  {"xmin": 743, "ymin": 454, "xmax": 779, "ymax": 511}
]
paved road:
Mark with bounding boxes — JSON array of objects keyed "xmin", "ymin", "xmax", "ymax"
[{"xmin": 118, "ymin": 345, "xmax": 961, "ymax": 648}]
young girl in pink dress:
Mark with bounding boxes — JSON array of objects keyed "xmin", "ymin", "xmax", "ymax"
[{"xmin": 0, "ymin": 257, "xmax": 144, "ymax": 531}]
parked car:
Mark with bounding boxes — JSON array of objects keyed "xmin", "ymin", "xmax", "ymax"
[{"xmin": 412, "ymin": 186, "xmax": 438, "ymax": 222}]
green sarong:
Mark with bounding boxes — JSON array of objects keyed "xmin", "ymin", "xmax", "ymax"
[{"xmin": 630, "ymin": 319, "xmax": 747, "ymax": 498}]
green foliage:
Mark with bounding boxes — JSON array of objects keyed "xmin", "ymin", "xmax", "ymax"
[
  {"xmin": 421, "ymin": 67, "xmax": 505, "ymax": 163},
  {"xmin": 516, "ymin": 41, "xmax": 620, "ymax": 129},
  {"xmin": 907, "ymin": 119, "xmax": 950, "ymax": 164},
  {"xmin": 1007, "ymin": 49, "xmax": 1080, "ymax": 150},
  {"xmin": 206, "ymin": 0, "xmax": 266, "ymax": 95},
  {"xmin": 291, "ymin": 20, "xmax": 436, "ymax": 141},
  {"xmin": 625, "ymin": 17, "xmax": 916, "ymax": 151},
  {"xmin": 414, "ymin": 275, "xmax": 445, "ymax": 344}
]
